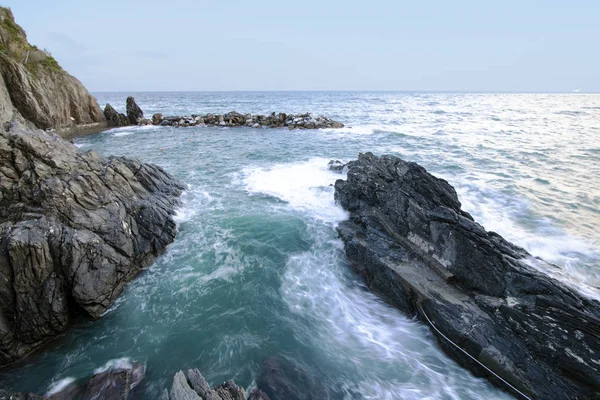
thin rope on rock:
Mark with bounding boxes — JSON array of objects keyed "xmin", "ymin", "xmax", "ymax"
[{"xmin": 419, "ymin": 304, "xmax": 533, "ymax": 400}]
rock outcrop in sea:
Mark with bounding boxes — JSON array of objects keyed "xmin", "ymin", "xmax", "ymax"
[
  {"xmin": 103, "ymin": 98, "xmax": 345, "ymax": 130},
  {"xmin": 0, "ymin": 122, "xmax": 184, "ymax": 365},
  {"xmin": 334, "ymin": 153, "xmax": 600, "ymax": 400},
  {"xmin": 0, "ymin": 7, "xmax": 106, "ymax": 138}
]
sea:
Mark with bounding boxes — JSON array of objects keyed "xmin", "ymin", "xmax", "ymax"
[{"xmin": 1, "ymin": 92, "xmax": 598, "ymax": 399}]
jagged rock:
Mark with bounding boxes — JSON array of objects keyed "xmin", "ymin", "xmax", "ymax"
[
  {"xmin": 0, "ymin": 7, "xmax": 106, "ymax": 136},
  {"xmin": 334, "ymin": 152, "xmax": 600, "ymax": 400},
  {"xmin": 104, "ymin": 103, "xmax": 129, "ymax": 127},
  {"xmin": 168, "ymin": 369, "xmax": 246, "ymax": 400},
  {"xmin": 126, "ymin": 96, "xmax": 143, "ymax": 125},
  {"xmin": 0, "ymin": 123, "xmax": 184, "ymax": 365},
  {"xmin": 327, "ymin": 160, "xmax": 346, "ymax": 172},
  {"xmin": 152, "ymin": 113, "xmax": 163, "ymax": 125}
]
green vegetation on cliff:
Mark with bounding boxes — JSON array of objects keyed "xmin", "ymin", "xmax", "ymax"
[{"xmin": 0, "ymin": 6, "xmax": 62, "ymax": 73}]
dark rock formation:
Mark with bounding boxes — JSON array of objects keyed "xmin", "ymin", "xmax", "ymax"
[
  {"xmin": 152, "ymin": 113, "xmax": 163, "ymax": 125},
  {"xmin": 2, "ymin": 361, "xmax": 145, "ymax": 400},
  {"xmin": 327, "ymin": 159, "xmax": 346, "ymax": 172},
  {"xmin": 0, "ymin": 7, "xmax": 106, "ymax": 137},
  {"xmin": 126, "ymin": 96, "xmax": 143, "ymax": 125},
  {"xmin": 153, "ymin": 111, "xmax": 344, "ymax": 130},
  {"xmin": 256, "ymin": 355, "xmax": 329, "ymax": 400},
  {"xmin": 166, "ymin": 369, "xmax": 250, "ymax": 400},
  {"xmin": 0, "ymin": 123, "xmax": 184, "ymax": 365},
  {"xmin": 103, "ymin": 103, "xmax": 129, "ymax": 127},
  {"xmin": 334, "ymin": 152, "xmax": 600, "ymax": 400}
]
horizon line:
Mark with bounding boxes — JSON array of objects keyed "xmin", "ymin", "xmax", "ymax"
[{"xmin": 90, "ymin": 90, "xmax": 598, "ymax": 94}]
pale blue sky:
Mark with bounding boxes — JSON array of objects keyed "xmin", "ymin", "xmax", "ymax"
[{"xmin": 4, "ymin": 0, "xmax": 599, "ymax": 92}]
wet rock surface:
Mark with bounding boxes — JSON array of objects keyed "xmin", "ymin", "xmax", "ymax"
[
  {"xmin": 155, "ymin": 111, "xmax": 344, "ymax": 130},
  {"xmin": 166, "ymin": 369, "xmax": 255, "ymax": 400},
  {"xmin": 334, "ymin": 152, "xmax": 600, "ymax": 400},
  {"xmin": 0, "ymin": 123, "xmax": 184, "ymax": 366},
  {"xmin": 126, "ymin": 96, "xmax": 144, "ymax": 125},
  {"xmin": 103, "ymin": 103, "xmax": 129, "ymax": 127},
  {"xmin": 1, "ymin": 361, "xmax": 145, "ymax": 400},
  {"xmin": 103, "ymin": 101, "xmax": 345, "ymax": 131}
]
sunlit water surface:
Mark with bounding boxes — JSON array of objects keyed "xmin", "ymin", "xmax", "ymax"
[{"xmin": 1, "ymin": 92, "xmax": 598, "ymax": 399}]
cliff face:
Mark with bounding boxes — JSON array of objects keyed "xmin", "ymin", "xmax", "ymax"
[
  {"xmin": 0, "ymin": 7, "xmax": 106, "ymax": 137},
  {"xmin": 0, "ymin": 123, "xmax": 184, "ymax": 366}
]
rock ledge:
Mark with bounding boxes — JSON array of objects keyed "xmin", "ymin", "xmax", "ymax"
[{"xmin": 334, "ymin": 152, "xmax": 600, "ymax": 400}]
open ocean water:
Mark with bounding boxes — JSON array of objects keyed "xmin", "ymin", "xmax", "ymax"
[{"xmin": 1, "ymin": 92, "xmax": 598, "ymax": 399}]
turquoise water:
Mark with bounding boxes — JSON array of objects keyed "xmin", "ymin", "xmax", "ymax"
[{"xmin": 1, "ymin": 92, "xmax": 599, "ymax": 399}]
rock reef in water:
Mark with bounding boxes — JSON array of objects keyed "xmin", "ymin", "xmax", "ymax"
[
  {"xmin": 334, "ymin": 152, "xmax": 600, "ymax": 400},
  {"xmin": 0, "ymin": 123, "xmax": 184, "ymax": 366},
  {"xmin": 103, "ymin": 98, "xmax": 345, "ymax": 130},
  {"xmin": 0, "ymin": 360, "xmax": 146, "ymax": 400},
  {"xmin": 0, "ymin": 7, "xmax": 106, "ymax": 138}
]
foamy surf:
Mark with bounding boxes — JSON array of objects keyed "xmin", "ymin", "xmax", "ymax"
[
  {"xmin": 457, "ymin": 182, "xmax": 600, "ymax": 300},
  {"xmin": 45, "ymin": 377, "xmax": 76, "ymax": 396},
  {"xmin": 281, "ymin": 227, "xmax": 511, "ymax": 400},
  {"xmin": 242, "ymin": 158, "xmax": 349, "ymax": 224}
]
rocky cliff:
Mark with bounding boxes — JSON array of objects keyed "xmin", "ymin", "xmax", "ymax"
[
  {"xmin": 0, "ymin": 122, "xmax": 184, "ymax": 365},
  {"xmin": 0, "ymin": 7, "xmax": 106, "ymax": 138},
  {"xmin": 334, "ymin": 153, "xmax": 600, "ymax": 400}
]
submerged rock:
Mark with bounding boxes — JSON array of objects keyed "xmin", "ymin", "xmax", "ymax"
[
  {"xmin": 256, "ymin": 355, "xmax": 329, "ymax": 400},
  {"xmin": 334, "ymin": 152, "xmax": 600, "ymax": 399},
  {"xmin": 126, "ymin": 96, "xmax": 143, "ymax": 125},
  {"xmin": 0, "ymin": 123, "xmax": 184, "ymax": 365}
]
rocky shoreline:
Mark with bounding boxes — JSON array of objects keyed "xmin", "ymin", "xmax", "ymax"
[
  {"xmin": 1, "ymin": 354, "xmax": 319, "ymax": 399},
  {"xmin": 333, "ymin": 153, "xmax": 600, "ymax": 400},
  {"xmin": 0, "ymin": 122, "xmax": 184, "ymax": 366},
  {"xmin": 104, "ymin": 97, "xmax": 345, "ymax": 130}
]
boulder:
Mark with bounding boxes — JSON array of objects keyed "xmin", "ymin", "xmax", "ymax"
[
  {"xmin": 126, "ymin": 96, "xmax": 143, "ymax": 125},
  {"xmin": 0, "ymin": 123, "xmax": 184, "ymax": 365},
  {"xmin": 104, "ymin": 103, "xmax": 129, "ymax": 127},
  {"xmin": 152, "ymin": 113, "xmax": 163, "ymax": 125},
  {"xmin": 334, "ymin": 152, "xmax": 600, "ymax": 400}
]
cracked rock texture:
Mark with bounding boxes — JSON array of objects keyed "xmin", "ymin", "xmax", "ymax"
[
  {"xmin": 335, "ymin": 152, "xmax": 600, "ymax": 400},
  {"xmin": 0, "ymin": 123, "xmax": 184, "ymax": 365}
]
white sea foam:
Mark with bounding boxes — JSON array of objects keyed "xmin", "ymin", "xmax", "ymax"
[
  {"xmin": 174, "ymin": 189, "xmax": 217, "ymax": 223},
  {"xmin": 93, "ymin": 357, "xmax": 133, "ymax": 374},
  {"xmin": 45, "ymin": 377, "xmax": 76, "ymax": 396},
  {"xmin": 281, "ymin": 230, "xmax": 510, "ymax": 399},
  {"xmin": 457, "ymin": 183, "xmax": 600, "ymax": 299},
  {"xmin": 112, "ymin": 131, "xmax": 133, "ymax": 137},
  {"xmin": 242, "ymin": 158, "xmax": 348, "ymax": 224}
]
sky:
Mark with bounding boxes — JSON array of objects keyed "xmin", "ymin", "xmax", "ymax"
[{"xmin": 3, "ymin": 0, "xmax": 599, "ymax": 92}]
